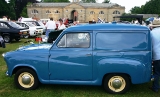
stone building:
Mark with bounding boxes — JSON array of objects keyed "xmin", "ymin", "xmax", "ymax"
[{"xmin": 27, "ymin": 1, "xmax": 125, "ymax": 23}]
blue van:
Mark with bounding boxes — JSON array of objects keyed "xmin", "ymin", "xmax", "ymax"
[{"xmin": 2, "ymin": 23, "xmax": 152, "ymax": 94}]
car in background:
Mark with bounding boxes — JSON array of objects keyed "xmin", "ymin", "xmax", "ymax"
[
  {"xmin": 22, "ymin": 21, "xmax": 45, "ymax": 34},
  {"xmin": 40, "ymin": 19, "xmax": 49, "ymax": 25},
  {"xmin": 16, "ymin": 22, "xmax": 42, "ymax": 38},
  {"xmin": 0, "ymin": 21, "xmax": 29, "ymax": 43}
]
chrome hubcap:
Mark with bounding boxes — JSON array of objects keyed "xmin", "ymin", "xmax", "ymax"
[
  {"xmin": 22, "ymin": 76, "xmax": 31, "ymax": 85},
  {"xmin": 18, "ymin": 72, "xmax": 34, "ymax": 88},
  {"xmin": 112, "ymin": 79, "xmax": 122, "ymax": 89},
  {"xmin": 4, "ymin": 36, "xmax": 10, "ymax": 42},
  {"xmin": 108, "ymin": 76, "xmax": 126, "ymax": 92}
]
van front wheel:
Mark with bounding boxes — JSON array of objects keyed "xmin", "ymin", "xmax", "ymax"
[
  {"xmin": 103, "ymin": 74, "xmax": 130, "ymax": 94},
  {"xmin": 14, "ymin": 68, "xmax": 39, "ymax": 90}
]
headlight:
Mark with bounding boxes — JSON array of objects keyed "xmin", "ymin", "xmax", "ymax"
[{"xmin": 2, "ymin": 53, "xmax": 5, "ymax": 57}]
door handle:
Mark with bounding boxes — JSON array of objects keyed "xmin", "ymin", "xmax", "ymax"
[{"xmin": 86, "ymin": 53, "xmax": 92, "ymax": 56}]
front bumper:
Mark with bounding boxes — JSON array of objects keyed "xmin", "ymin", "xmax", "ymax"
[{"xmin": 6, "ymin": 71, "xmax": 9, "ymax": 76}]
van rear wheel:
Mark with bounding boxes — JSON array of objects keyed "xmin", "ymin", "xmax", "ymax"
[{"xmin": 103, "ymin": 74, "xmax": 130, "ymax": 94}]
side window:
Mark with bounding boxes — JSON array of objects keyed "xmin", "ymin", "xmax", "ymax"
[
  {"xmin": 21, "ymin": 23, "xmax": 28, "ymax": 28},
  {"xmin": 0, "ymin": 23, "xmax": 9, "ymax": 29},
  {"xmin": 57, "ymin": 33, "xmax": 90, "ymax": 48},
  {"xmin": 96, "ymin": 32, "xmax": 147, "ymax": 50}
]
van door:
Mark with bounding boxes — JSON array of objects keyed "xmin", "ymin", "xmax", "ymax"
[{"xmin": 49, "ymin": 32, "xmax": 93, "ymax": 81}]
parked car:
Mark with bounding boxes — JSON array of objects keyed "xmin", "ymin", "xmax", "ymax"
[
  {"xmin": 0, "ymin": 35, "xmax": 5, "ymax": 48},
  {"xmin": 16, "ymin": 22, "xmax": 42, "ymax": 37},
  {"xmin": 0, "ymin": 21, "xmax": 29, "ymax": 43},
  {"xmin": 3, "ymin": 23, "xmax": 152, "ymax": 94},
  {"xmin": 40, "ymin": 19, "xmax": 49, "ymax": 25},
  {"xmin": 22, "ymin": 21, "xmax": 45, "ymax": 34}
]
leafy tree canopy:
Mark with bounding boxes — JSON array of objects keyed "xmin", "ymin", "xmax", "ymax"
[
  {"xmin": 43, "ymin": 0, "xmax": 70, "ymax": 2},
  {"xmin": 102, "ymin": 0, "xmax": 110, "ymax": 3},
  {"xmin": 81, "ymin": 0, "xmax": 96, "ymax": 3},
  {"xmin": 130, "ymin": 0, "xmax": 160, "ymax": 14},
  {"xmin": 0, "ymin": 0, "xmax": 10, "ymax": 18}
]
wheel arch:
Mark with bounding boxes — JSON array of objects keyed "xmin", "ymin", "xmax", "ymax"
[{"xmin": 12, "ymin": 66, "xmax": 37, "ymax": 76}]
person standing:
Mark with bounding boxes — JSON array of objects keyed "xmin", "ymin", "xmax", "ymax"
[
  {"xmin": 149, "ymin": 19, "xmax": 160, "ymax": 92},
  {"xmin": 58, "ymin": 19, "xmax": 66, "ymax": 30},
  {"xmin": 45, "ymin": 17, "xmax": 56, "ymax": 37}
]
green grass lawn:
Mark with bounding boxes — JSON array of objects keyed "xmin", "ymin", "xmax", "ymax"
[{"xmin": 0, "ymin": 38, "xmax": 159, "ymax": 97}]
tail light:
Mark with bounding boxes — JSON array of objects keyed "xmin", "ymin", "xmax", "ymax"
[{"xmin": 19, "ymin": 32, "xmax": 22, "ymax": 34}]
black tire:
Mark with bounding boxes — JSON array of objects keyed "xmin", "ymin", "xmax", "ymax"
[
  {"xmin": 103, "ymin": 74, "xmax": 130, "ymax": 94},
  {"xmin": 14, "ymin": 68, "xmax": 39, "ymax": 90},
  {"xmin": 24, "ymin": 35, "xmax": 29, "ymax": 39},
  {"xmin": 15, "ymin": 38, "xmax": 20, "ymax": 41},
  {"xmin": 3, "ymin": 35, "xmax": 11, "ymax": 43}
]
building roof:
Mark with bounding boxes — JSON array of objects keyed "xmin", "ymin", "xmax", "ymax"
[{"xmin": 30, "ymin": 2, "xmax": 125, "ymax": 8}]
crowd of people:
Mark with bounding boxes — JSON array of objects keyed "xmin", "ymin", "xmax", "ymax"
[{"xmin": 45, "ymin": 17, "xmax": 79, "ymax": 38}]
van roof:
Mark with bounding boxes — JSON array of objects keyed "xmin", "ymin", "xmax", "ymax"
[{"xmin": 65, "ymin": 23, "xmax": 150, "ymax": 32}]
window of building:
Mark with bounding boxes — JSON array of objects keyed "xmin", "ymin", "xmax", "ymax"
[
  {"xmin": 73, "ymin": 0, "xmax": 77, "ymax": 2},
  {"xmin": 55, "ymin": 10, "xmax": 60, "ymax": 14},
  {"xmin": 57, "ymin": 33, "xmax": 90, "ymax": 48},
  {"xmin": 31, "ymin": 9, "xmax": 38, "ymax": 14},
  {"xmin": 46, "ymin": 10, "xmax": 51, "ymax": 14},
  {"xmin": 66, "ymin": 10, "xmax": 68, "ymax": 12},
  {"xmin": 113, "ymin": 10, "xmax": 120, "ymax": 14},
  {"xmin": 99, "ymin": 11, "xmax": 104, "ymax": 14},
  {"xmin": 90, "ymin": 11, "xmax": 95, "ymax": 14}
]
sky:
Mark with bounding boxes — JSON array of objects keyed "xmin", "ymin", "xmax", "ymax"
[
  {"xmin": 97, "ymin": 0, "xmax": 150, "ymax": 13},
  {"xmin": 6, "ymin": 0, "xmax": 149, "ymax": 13}
]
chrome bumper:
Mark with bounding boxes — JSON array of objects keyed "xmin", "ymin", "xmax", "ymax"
[{"xmin": 6, "ymin": 71, "xmax": 9, "ymax": 76}]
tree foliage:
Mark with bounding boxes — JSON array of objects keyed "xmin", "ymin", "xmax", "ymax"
[
  {"xmin": 81, "ymin": 0, "xmax": 96, "ymax": 3},
  {"xmin": 0, "ymin": 0, "xmax": 10, "ymax": 18},
  {"xmin": 20, "ymin": 7, "xmax": 28, "ymax": 18},
  {"xmin": 8, "ymin": 0, "xmax": 38, "ymax": 19},
  {"xmin": 130, "ymin": 6, "xmax": 142, "ymax": 14},
  {"xmin": 43, "ymin": 0, "xmax": 70, "ymax": 2},
  {"xmin": 102, "ymin": 0, "xmax": 110, "ymax": 3},
  {"xmin": 130, "ymin": 0, "xmax": 160, "ymax": 14}
]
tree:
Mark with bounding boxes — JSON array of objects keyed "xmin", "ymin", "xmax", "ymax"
[
  {"xmin": 130, "ymin": 6, "xmax": 142, "ymax": 14},
  {"xmin": 7, "ymin": 0, "xmax": 16, "ymax": 20},
  {"xmin": 0, "ymin": 0, "xmax": 10, "ymax": 18},
  {"xmin": 8, "ymin": 0, "xmax": 38, "ymax": 19},
  {"xmin": 102, "ymin": 0, "xmax": 110, "ymax": 3},
  {"xmin": 43, "ymin": 0, "xmax": 70, "ymax": 2},
  {"xmin": 130, "ymin": 0, "xmax": 160, "ymax": 14},
  {"xmin": 20, "ymin": 2, "xmax": 33, "ymax": 18},
  {"xmin": 81, "ymin": 0, "xmax": 96, "ymax": 3},
  {"xmin": 142, "ymin": 0, "xmax": 160, "ymax": 14},
  {"xmin": 20, "ymin": 7, "xmax": 28, "ymax": 18}
]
